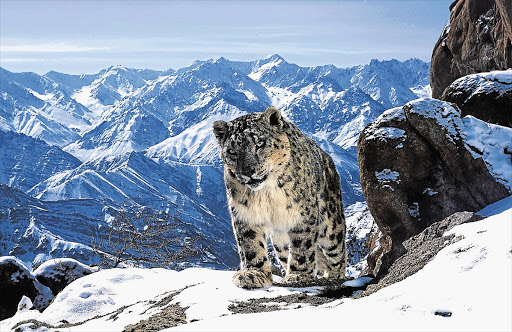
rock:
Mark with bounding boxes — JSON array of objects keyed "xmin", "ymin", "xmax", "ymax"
[
  {"xmin": 430, "ymin": 0, "xmax": 512, "ymax": 99},
  {"xmin": 357, "ymin": 98, "xmax": 511, "ymax": 276},
  {"xmin": 358, "ymin": 212, "xmax": 483, "ymax": 297},
  {"xmin": 0, "ymin": 256, "xmax": 53, "ymax": 320},
  {"xmin": 364, "ymin": 230, "xmax": 390, "ymax": 277},
  {"xmin": 33, "ymin": 258, "xmax": 97, "ymax": 296},
  {"xmin": 442, "ymin": 70, "xmax": 512, "ymax": 127}
]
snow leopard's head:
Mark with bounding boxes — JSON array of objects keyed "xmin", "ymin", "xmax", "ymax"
[{"xmin": 213, "ymin": 107, "xmax": 290, "ymax": 191}]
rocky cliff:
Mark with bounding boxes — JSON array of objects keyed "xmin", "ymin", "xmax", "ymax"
[{"xmin": 430, "ymin": 0, "xmax": 512, "ymax": 98}]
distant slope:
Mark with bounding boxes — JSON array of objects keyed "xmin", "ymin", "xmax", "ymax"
[{"xmin": 0, "ymin": 131, "xmax": 81, "ymax": 192}]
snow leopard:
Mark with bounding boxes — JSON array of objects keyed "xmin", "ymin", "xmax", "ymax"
[{"xmin": 213, "ymin": 106, "xmax": 346, "ymax": 289}]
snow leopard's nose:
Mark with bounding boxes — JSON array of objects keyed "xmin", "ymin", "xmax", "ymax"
[
  {"xmin": 237, "ymin": 166, "xmax": 256, "ymax": 183},
  {"xmin": 236, "ymin": 152, "xmax": 257, "ymax": 178},
  {"xmin": 243, "ymin": 166, "xmax": 256, "ymax": 176}
]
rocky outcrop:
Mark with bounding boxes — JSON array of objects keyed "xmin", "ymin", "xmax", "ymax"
[
  {"xmin": 358, "ymin": 211, "xmax": 483, "ymax": 297},
  {"xmin": 430, "ymin": 0, "xmax": 512, "ymax": 98},
  {"xmin": 364, "ymin": 231, "xmax": 390, "ymax": 277},
  {"xmin": 33, "ymin": 258, "xmax": 97, "ymax": 296},
  {"xmin": 357, "ymin": 98, "xmax": 511, "ymax": 276},
  {"xmin": 442, "ymin": 69, "xmax": 512, "ymax": 127},
  {"xmin": 0, "ymin": 257, "xmax": 53, "ymax": 320}
]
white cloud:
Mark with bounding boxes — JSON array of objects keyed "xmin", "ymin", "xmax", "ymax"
[{"xmin": 2, "ymin": 43, "xmax": 109, "ymax": 53}]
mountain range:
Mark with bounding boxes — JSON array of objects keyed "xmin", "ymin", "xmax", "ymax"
[{"xmin": 0, "ymin": 55, "xmax": 431, "ymax": 271}]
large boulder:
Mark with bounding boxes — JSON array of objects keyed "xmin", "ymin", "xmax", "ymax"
[
  {"xmin": 33, "ymin": 258, "xmax": 98, "ymax": 296},
  {"xmin": 430, "ymin": 0, "xmax": 512, "ymax": 98},
  {"xmin": 442, "ymin": 69, "xmax": 512, "ymax": 127},
  {"xmin": 0, "ymin": 256, "xmax": 53, "ymax": 320},
  {"xmin": 357, "ymin": 98, "xmax": 511, "ymax": 276}
]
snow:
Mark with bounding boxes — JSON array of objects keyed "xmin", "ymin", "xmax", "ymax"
[
  {"xmin": 145, "ymin": 108, "xmax": 245, "ymax": 166},
  {"xmin": 17, "ymin": 296, "xmax": 33, "ymax": 312},
  {"xmin": 462, "ymin": 116, "xmax": 512, "ymax": 191},
  {"xmin": 39, "ymin": 268, "xmax": 182, "ymax": 325},
  {"xmin": 171, "ymin": 204, "xmax": 512, "ymax": 332},
  {"xmin": 2, "ymin": 199, "xmax": 511, "ymax": 331},
  {"xmin": 408, "ymin": 202, "xmax": 420, "ymax": 219},
  {"xmin": 409, "ymin": 84, "xmax": 432, "ymax": 98},
  {"xmin": 341, "ymin": 276, "xmax": 373, "ymax": 288},
  {"xmin": 448, "ymin": 69, "xmax": 512, "ymax": 98},
  {"xmin": 375, "ymin": 169, "xmax": 401, "ymax": 183},
  {"xmin": 366, "ymin": 127, "xmax": 406, "ymax": 142},
  {"xmin": 237, "ymin": 89, "xmax": 258, "ymax": 101},
  {"xmin": 363, "ymin": 106, "xmax": 406, "ymax": 142},
  {"xmin": 375, "ymin": 168, "xmax": 403, "ymax": 192},
  {"xmin": 0, "ymin": 255, "xmax": 28, "ymax": 273},
  {"xmin": 406, "ymin": 98, "xmax": 463, "ymax": 144},
  {"xmin": 483, "ymin": 69, "xmax": 512, "ymax": 83},
  {"xmin": 477, "ymin": 195, "xmax": 512, "ymax": 217},
  {"xmin": 248, "ymin": 57, "xmax": 283, "ymax": 81},
  {"xmin": 33, "ymin": 258, "xmax": 98, "ymax": 281},
  {"xmin": 422, "ymin": 187, "xmax": 438, "ymax": 196}
]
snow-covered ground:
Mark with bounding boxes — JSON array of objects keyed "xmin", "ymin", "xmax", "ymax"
[{"xmin": 3, "ymin": 196, "xmax": 511, "ymax": 332}]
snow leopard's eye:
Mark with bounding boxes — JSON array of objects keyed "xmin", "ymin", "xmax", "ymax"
[
  {"xmin": 227, "ymin": 148, "xmax": 237, "ymax": 156},
  {"xmin": 256, "ymin": 139, "xmax": 265, "ymax": 148}
]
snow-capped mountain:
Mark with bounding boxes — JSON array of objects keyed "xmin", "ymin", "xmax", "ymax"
[
  {"xmin": 0, "ymin": 55, "xmax": 431, "ymax": 269},
  {"xmin": 0, "ymin": 68, "xmax": 93, "ymax": 147},
  {"xmin": 0, "ymin": 131, "xmax": 81, "ymax": 192}
]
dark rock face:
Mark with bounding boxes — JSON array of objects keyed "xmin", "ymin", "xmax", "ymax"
[
  {"xmin": 430, "ymin": 0, "xmax": 512, "ymax": 99},
  {"xmin": 358, "ymin": 212, "xmax": 483, "ymax": 297},
  {"xmin": 0, "ymin": 257, "xmax": 52, "ymax": 320},
  {"xmin": 364, "ymin": 230, "xmax": 390, "ymax": 277},
  {"xmin": 357, "ymin": 98, "xmax": 510, "ymax": 276},
  {"xmin": 442, "ymin": 70, "xmax": 512, "ymax": 127},
  {"xmin": 33, "ymin": 258, "xmax": 97, "ymax": 296}
]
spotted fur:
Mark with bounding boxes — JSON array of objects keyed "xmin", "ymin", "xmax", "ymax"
[{"xmin": 213, "ymin": 106, "xmax": 346, "ymax": 289}]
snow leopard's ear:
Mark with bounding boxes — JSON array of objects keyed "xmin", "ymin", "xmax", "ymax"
[
  {"xmin": 213, "ymin": 120, "xmax": 229, "ymax": 143},
  {"xmin": 263, "ymin": 106, "xmax": 284, "ymax": 130}
]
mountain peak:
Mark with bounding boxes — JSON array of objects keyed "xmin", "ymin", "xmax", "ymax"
[
  {"xmin": 263, "ymin": 54, "xmax": 284, "ymax": 62},
  {"xmin": 214, "ymin": 56, "xmax": 229, "ymax": 63},
  {"xmin": 249, "ymin": 54, "xmax": 288, "ymax": 77}
]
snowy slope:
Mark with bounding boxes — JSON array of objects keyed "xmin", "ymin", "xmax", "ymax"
[
  {"xmin": 3, "ymin": 197, "xmax": 510, "ymax": 331},
  {"xmin": 462, "ymin": 116, "xmax": 512, "ymax": 191},
  {"xmin": 0, "ymin": 131, "xmax": 81, "ymax": 192},
  {"xmin": 0, "ymin": 184, "xmax": 236, "ymax": 270},
  {"xmin": 0, "ymin": 185, "xmax": 109, "ymax": 269}
]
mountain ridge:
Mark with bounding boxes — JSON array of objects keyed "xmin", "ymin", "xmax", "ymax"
[{"xmin": 0, "ymin": 55, "xmax": 431, "ymax": 270}]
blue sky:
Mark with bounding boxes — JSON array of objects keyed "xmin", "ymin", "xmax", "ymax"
[{"xmin": 0, "ymin": 0, "xmax": 452, "ymax": 74}]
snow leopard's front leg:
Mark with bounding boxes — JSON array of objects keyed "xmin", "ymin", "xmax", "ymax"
[
  {"xmin": 284, "ymin": 220, "xmax": 318, "ymax": 284},
  {"xmin": 232, "ymin": 218, "xmax": 272, "ymax": 289}
]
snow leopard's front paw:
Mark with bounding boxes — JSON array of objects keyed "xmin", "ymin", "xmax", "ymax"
[
  {"xmin": 280, "ymin": 273, "xmax": 316, "ymax": 286},
  {"xmin": 315, "ymin": 270, "xmax": 344, "ymax": 280},
  {"xmin": 233, "ymin": 269, "xmax": 272, "ymax": 289}
]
